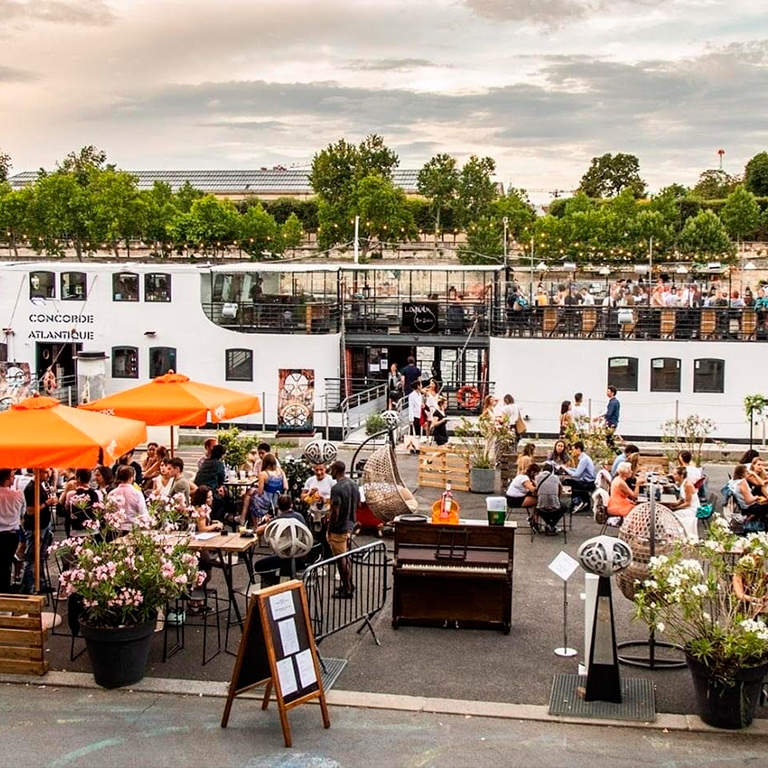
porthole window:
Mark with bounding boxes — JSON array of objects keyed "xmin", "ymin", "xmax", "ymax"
[
  {"xmin": 607, "ymin": 357, "xmax": 638, "ymax": 392},
  {"xmin": 694, "ymin": 358, "xmax": 725, "ymax": 394},
  {"xmin": 112, "ymin": 347, "xmax": 139, "ymax": 379},
  {"xmin": 650, "ymin": 358, "xmax": 681, "ymax": 392},
  {"xmin": 225, "ymin": 349, "xmax": 253, "ymax": 382}
]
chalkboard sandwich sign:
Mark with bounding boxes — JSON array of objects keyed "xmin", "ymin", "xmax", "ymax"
[{"xmin": 221, "ymin": 580, "xmax": 330, "ymax": 748}]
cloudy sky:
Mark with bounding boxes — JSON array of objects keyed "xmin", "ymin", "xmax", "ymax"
[{"xmin": 1, "ymin": 0, "xmax": 767, "ymax": 195}]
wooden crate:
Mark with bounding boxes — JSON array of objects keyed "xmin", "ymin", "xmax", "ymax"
[
  {"xmin": 742, "ymin": 310, "xmax": 757, "ymax": 340},
  {"xmin": 0, "ymin": 595, "xmax": 49, "ymax": 675},
  {"xmin": 418, "ymin": 447, "xmax": 471, "ymax": 492},
  {"xmin": 582, "ymin": 309, "xmax": 597, "ymax": 334},
  {"xmin": 542, "ymin": 307, "xmax": 558, "ymax": 333},
  {"xmin": 700, "ymin": 309, "xmax": 716, "ymax": 339},
  {"xmin": 660, "ymin": 309, "xmax": 675, "ymax": 339}
]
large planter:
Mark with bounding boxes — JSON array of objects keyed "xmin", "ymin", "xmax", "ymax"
[
  {"xmin": 80, "ymin": 618, "xmax": 156, "ymax": 689},
  {"xmin": 470, "ymin": 467, "xmax": 496, "ymax": 494},
  {"xmin": 686, "ymin": 653, "xmax": 768, "ymax": 729}
]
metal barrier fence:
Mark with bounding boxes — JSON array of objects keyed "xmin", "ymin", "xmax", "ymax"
[{"xmin": 302, "ymin": 541, "xmax": 388, "ymax": 647}]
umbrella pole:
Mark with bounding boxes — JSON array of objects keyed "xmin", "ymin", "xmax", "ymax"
[
  {"xmin": 170, "ymin": 425, "xmax": 175, "ymax": 458},
  {"xmin": 34, "ymin": 469, "xmax": 41, "ymax": 594}
]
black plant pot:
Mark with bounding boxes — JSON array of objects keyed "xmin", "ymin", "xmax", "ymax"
[
  {"xmin": 80, "ymin": 618, "xmax": 156, "ymax": 689},
  {"xmin": 686, "ymin": 653, "xmax": 768, "ymax": 729}
]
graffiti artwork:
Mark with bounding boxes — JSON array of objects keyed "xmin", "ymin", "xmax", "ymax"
[
  {"xmin": 0, "ymin": 362, "xmax": 33, "ymax": 410},
  {"xmin": 277, "ymin": 369, "xmax": 315, "ymax": 435}
]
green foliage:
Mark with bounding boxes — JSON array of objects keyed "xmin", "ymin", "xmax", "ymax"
[
  {"xmin": 141, "ymin": 181, "xmax": 177, "ymax": 254},
  {"xmin": 175, "ymin": 181, "xmax": 204, "ymax": 213},
  {"xmin": 186, "ymin": 195, "xmax": 241, "ymax": 254},
  {"xmin": 677, "ymin": 209, "xmax": 735, "ymax": 261},
  {"xmin": 356, "ymin": 173, "xmax": 417, "ymax": 249},
  {"xmin": 215, "ymin": 426, "xmax": 259, "ymax": 470},
  {"xmin": 365, "ymin": 413, "xmax": 388, "ymax": 436},
  {"xmin": 417, "ymin": 153, "xmax": 459, "ymax": 240},
  {"xmin": 744, "ymin": 152, "xmax": 768, "ymax": 197},
  {"xmin": 692, "ymin": 169, "xmax": 740, "ymax": 199},
  {"xmin": 0, "ymin": 185, "xmax": 31, "ymax": 256},
  {"xmin": 744, "ymin": 394, "xmax": 768, "ymax": 423},
  {"xmin": 458, "ymin": 216, "xmax": 502, "ymax": 265},
  {"xmin": 88, "ymin": 170, "xmax": 146, "ymax": 254},
  {"xmin": 456, "ymin": 155, "xmax": 497, "ymax": 228},
  {"xmin": 659, "ymin": 415, "xmax": 716, "ymax": 466},
  {"xmin": 491, "ymin": 189, "xmax": 536, "ymax": 239},
  {"xmin": 562, "ymin": 421, "xmax": 616, "ymax": 469},
  {"xmin": 721, "ymin": 186, "xmax": 761, "ymax": 242},
  {"xmin": 282, "ymin": 454, "xmax": 315, "ymax": 514},
  {"xmin": 240, "ymin": 202, "xmax": 281, "ymax": 258},
  {"xmin": 281, "ymin": 212, "xmax": 303, "ymax": 250},
  {"xmin": 0, "ymin": 150, "xmax": 10, "ymax": 182},
  {"xmin": 578, "ymin": 153, "xmax": 647, "ymax": 198}
]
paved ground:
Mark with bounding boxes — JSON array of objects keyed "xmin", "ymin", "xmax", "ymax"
[
  {"xmin": 40, "ymin": 451, "xmax": 738, "ymax": 719},
  {"xmin": 3, "ymin": 684, "xmax": 766, "ymax": 768}
]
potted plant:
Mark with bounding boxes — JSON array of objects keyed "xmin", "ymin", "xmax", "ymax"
[
  {"xmin": 216, "ymin": 426, "xmax": 257, "ymax": 476},
  {"xmin": 660, "ymin": 415, "xmax": 716, "ymax": 467},
  {"xmin": 55, "ymin": 493, "xmax": 203, "ymax": 689},
  {"xmin": 564, "ymin": 420, "xmax": 619, "ymax": 470},
  {"xmin": 365, "ymin": 413, "xmax": 388, "ymax": 436},
  {"xmin": 454, "ymin": 416, "xmax": 497, "ymax": 494},
  {"xmin": 744, "ymin": 395, "xmax": 768, "ymax": 450},
  {"xmin": 634, "ymin": 518, "xmax": 768, "ymax": 729}
]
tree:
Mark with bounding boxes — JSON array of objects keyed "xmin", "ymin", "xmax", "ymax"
[
  {"xmin": 185, "ymin": 195, "xmax": 240, "ymax": 256},
  {"xmin": 491, "ymin": 189, "xmax": 536, "ymax": 241},
  {"xmin": 141, "ymin": 182, "xmax": 177, "ymax": 254},
  {"xmin": 744, "ymin": 152, "xmax": 768, "ymax": 197},
  {"xmin": 720, "ymin": 186, "xmax": 760, "ymax": 247},
  {"xmin": 677, "ymin": 209, "xmax": 735, "ymax": 261},
  {"xmin": 0, "ymin": 185, "xmax": 32, "ymax": 257},
  {"xmin": 417, "ymin": 153, "xmax": 459, "ymax": 245},
  {"xmin": 88, "ymin": 170, "xmax": 145, "ymax": 256},
  {"xmin": 458, "ymin": 217, "xmax": 502, "ymax": 265},
  {"xmin": 310, "ymin": 138, "xmax": 359, "ymax": 206},
  {"xmin": 0, "ymin": 150, "xmax": 10, "ymax": 182},
  {"xmin": 239, "ymin": 203, "xmax": 281, "ymax": 258},
  {"xmin": 355, "ymin": 173, "xmax": 416, "ymax": 256},
  {"xmin": 175, "ymin": 180, "xmax": 204, "ymax": 213},
  {"xmin": 456, "ymin": 155, "xmax": 497, "ymax": 228},
  {"xmin": 692, "ymin": 169, "xmax": 739, "ymax": 199},
  {"xmin": 356, "ymin": 134, "xmax": 399, "ymax": 181},
  {"xmin": 57, "ymin": 145, "xmax": 110, "ymax": 186},
  {"xmin": 578, "ymin": 153, "xmax": 647, "ymax": 198},
  {"xmin": 281, "ymin": 213, "xmax": 303, "ymax": 251}
]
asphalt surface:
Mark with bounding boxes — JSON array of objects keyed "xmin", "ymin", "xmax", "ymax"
[
  {"xmin": 41, "ymin": 453, "xmax": 737, "ymax": 718},
  {"xmin": 2, "ymin": 684, "xmax": 765, "ymax": 768}
]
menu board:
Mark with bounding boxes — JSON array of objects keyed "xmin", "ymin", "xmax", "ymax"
[{"xmin": 221, "ymin": 580, "xmax": 329, "ymax": 747}]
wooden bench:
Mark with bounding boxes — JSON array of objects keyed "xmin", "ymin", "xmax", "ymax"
[
  {"xmin": 0, "ymin": 595, "xmax": 49, "ymax": 676},
  {"xmin": 418, "ymin": 447, "xmax": 470, "ymax": 492}
]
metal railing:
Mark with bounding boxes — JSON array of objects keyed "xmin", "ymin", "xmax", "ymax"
[
  {"xmin": 490, "ymin": 305, "xmax": 768, "ymax": 342},
  {"xmin": 202, "ymin": 299, "xmax": 340, "ymax": 334},
  {"xmin": 340, "ymin": 383, "xmax": 388, "ymax": 439},
  {"xmin": 302, "ymin": 541, "xmax": 388, "ymax": 647},
  {"xmin": 343, "ymin": 298, "xmax": 491, "ymax": 336},
  {"xmin": 324, "ymin": 378, "xmax": 381, "ymax": 411}
]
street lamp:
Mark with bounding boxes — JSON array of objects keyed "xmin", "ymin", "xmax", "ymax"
[{"xmin": 502, "ymin": 216, "xmax": 509, "ymax": 269}]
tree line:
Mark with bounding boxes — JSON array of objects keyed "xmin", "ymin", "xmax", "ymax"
[{"xmin": 2, "ymin": 142, "xmax": 768, "ymax": 264}]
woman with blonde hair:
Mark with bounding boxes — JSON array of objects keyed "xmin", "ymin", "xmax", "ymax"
[
  {"xmin": 516, "ymin": 442, "xmax": 536, "ymax": 474},
  {"xmin": 607, "ymin": 461, "xmax": 644, "ymax": 520}
]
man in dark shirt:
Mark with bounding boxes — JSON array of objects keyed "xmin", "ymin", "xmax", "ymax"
[
  {"xmin": 400, "ymin": 356, "xmax": 421, "ymax": 397},
  {"xmin": 603, "ymin": 384, "xmax": 621, "ymax": 447},
  {"xmin": 112, "ymin": 450, "xmax": 143, "ymax": 486},
  {"xmin": 328, "ymin": 461, "xmax": 360, "ymax": 598},
  {"xmin": 21, "ymin": 469, "xmax": 56, "ymax": 594}
]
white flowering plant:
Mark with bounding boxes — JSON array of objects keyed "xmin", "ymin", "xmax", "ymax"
[
  {"xmin": 54, "ymin": 493, "xmax": 204, "ymax": 629},
  {"xmin": 634, "ymin": 516, "xmax": 768, "ymax": 685}
]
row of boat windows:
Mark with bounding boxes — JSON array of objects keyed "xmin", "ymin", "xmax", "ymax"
[
  {"xmin": 29, "ymin": 271, "xmax": 171, "ymax": 303},
  {"xmin": 113, "ymin": 347, "xmax": 252, "ymax": 382},
  {"xmin": 609, "ymin": 357, "xmax": 724, "ymax": 394}
]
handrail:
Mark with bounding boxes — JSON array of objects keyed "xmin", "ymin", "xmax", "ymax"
[{"xmin": 340, "ymin": 383, "xmax": 388, "ymax": 440}]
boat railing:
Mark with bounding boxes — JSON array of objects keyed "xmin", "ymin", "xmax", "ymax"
[{"xmin": 202, "ymin": 299, "xmax": 340, "ymax": 334}]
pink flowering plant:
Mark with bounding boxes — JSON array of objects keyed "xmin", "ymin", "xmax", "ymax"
[
  {"xmin": 633, "ymin": 517, "xmax": 768, "ymax": 685},
  {"xmin": 55, "ymin": 494, "xmax": 203, "ymax": 629}
]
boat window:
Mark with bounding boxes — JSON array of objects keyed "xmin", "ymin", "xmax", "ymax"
[
  {"xmin": 607, "ymin": 357, "xmax": 638, "ymax": 392},
  {"xmin": 145, "ymin": 273, "xmax": 172, "ymax": 302},
  {"xmin": 694, "ymin": 358, "xmax": 725, "ymax": 394},
  {"xmin": 650, "ymin": 358, "xmax": 681, "ymax": 392},
  {"xmin": 112, "ymin": 347, "xmax": 139, "ymax": 379},
  {"xmin": 61, "ymin": 272, "xmax": 87, "ymax": 301},
  {"xmin": 225, "ymin": 349, "xmax": 253, "ymax": 382},
  {"xmin": 113, "ymin": 273, "xmax": 139, "ymax": 302},
  {"xmin": 0, "ymin": 343, "xmax": 7, "ymax": 363},
  {"xmin": 149, "ymin": 347, "xmax": 176, "ymax": 378},
  {"xmin": 30, "ymin": 271, "xmax": 55, "ymax": 300}
]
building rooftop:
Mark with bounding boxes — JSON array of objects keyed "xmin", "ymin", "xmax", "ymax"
[{"xmin": 7, "ymin": 168, "xmax": 422, "ymax": 195}]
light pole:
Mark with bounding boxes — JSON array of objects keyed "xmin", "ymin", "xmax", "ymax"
[
  {"xmin": 530, "ymin": 234, "xmax": 535, "ymax": 304},
  {"xmin": 353, "ymin": 215, "xmax": 359, "ymax": 264},
  {"xmin": 649, "ymin": 236, "xmax": 653, "ymax": 276},
  {"xmin": 502, "ymin": 216, "xmax": 509, "ymax": 269}
]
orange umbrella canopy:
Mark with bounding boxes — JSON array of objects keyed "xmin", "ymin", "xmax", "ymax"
[
  {"xmin": 79, "ymin": 371, "xmax": 261, "ymax": 427},
  {"xmin": 0, "ymin": 396, "xmax": 147, "ymax": 468}
]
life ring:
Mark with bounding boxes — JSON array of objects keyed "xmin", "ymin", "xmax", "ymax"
[{"xmin": 456, "ymin": 385, "xmax": 480, "ymax": 409}]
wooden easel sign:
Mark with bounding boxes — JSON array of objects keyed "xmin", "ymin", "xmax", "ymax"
[{"xmin": 221, "ymin": 580, "xmax": 330, "ymax": 747}]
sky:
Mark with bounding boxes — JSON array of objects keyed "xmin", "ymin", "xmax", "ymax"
[{"xmin": 1, "ymin": 0, "xmax": 767, "ymax": 198}]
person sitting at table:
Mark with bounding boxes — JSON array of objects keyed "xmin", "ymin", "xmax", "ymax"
[
  {"xmin": 506, "ymin": 463, "xmax": 539, "ymax": 523},
  {"xmin": 108, "ymin": 466, "xmax": 147, "ymax": 531},
  {"xmin": 729, "ymin": 464, "xmax": 768, "ymax": 523},
  {"xmin": 611, "ymin": 444, "xmax": 639, "ymax": 478},
  {"xmin": 733, "ymin": 552, "xmax": 768, "ymax": 618},
  {"xmin": 197, "ymin": 438, "xmax": 218, "ymax": 471},
  {"xmin": 112, "ymin": 450, "xmax": 143, "ymax": 486},
  {"xmin": 253, "ymin": 495, "xmax": 321, "ymax": 587},
  {"xmin": 241, "ymin": 453, "xmax": 287, "ymax": 527},
  {"xmin": 516, "ymin": 443, "xmax": 536, "ymax": 475},
  {"xmin": 167, "ymin": 458, "xmax": 191, "ymax": 504},
  {"xmin": 746, "ymin": 457, "xmax": 768, "ymax": 497},
  {"xmin": 141, "ymin": 442, "xmax": 159, "ymax": 478},
  {"xmin": 535, "ymin": 462, "xmax": 565, "ymax": 535},
  {"xmin": 607, "ymin": 462, "xmax": 644, "ymax": 521},
  {"xmin": 194, "ymin": 444, "xmax": 227, "ymax": 521},
  {"xmin": 739, "ymin": 449, "xmax": 760, "ymax": 466},
  {"xmin": 92, "ymin": 465, "xmax": 114, "ymax": 499},
  {"xmin": 562, "ymin": 441, "xmax": 596, "ymax": 514},
  {"xmin": 189, "ymin": 484, "xmax": 224, "ymax": 613},
  {"xmin": 152, "ymin": 458, "xmax": 175, "ymax": 497},
  {"xmin": 666, "ymin": 466, "xmax": 700, "ymax": 542},
  {"xmin": 547, "ymin": 439, "xmax": 570, "ymax": 468}
]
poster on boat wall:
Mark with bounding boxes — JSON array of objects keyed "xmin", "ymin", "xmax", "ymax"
[
  {"xmin": 277, "ymin": 369, "xmax": 315, "ymax": 436},
  {"xmin": 0, "ymin": 363, "xmax": 33, "ymax": 410}
]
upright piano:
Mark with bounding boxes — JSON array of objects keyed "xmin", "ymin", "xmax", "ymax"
[{"xmin": 392, "ymin": 519, "xmax": 516, "ymax": 634}]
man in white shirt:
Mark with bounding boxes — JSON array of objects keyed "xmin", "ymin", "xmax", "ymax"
[
  {"xmin": 108, "ymin": 465, "xmax": 148, "ymax": 530},
  {"xmin": 570, "ymin": 392, "xmax": 589, "ymax": 422},
  {"xmin": 301, "ymin": 463, "xmax": 335, "ymax": 508},
  {"xmin": 580, "ymin": 288, "xmax": 595, "ymax": 306},
  {"xmin": 404, "ymin": 382, "xmax": 423, "ymax": 454},
  {"xmin": 0, "ymin": 468, "xmax": 26, "ymax": 593}
]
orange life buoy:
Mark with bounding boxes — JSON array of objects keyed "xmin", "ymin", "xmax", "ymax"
[{"xmin": 457, "ymin": 385, "xmax": 480, "ymax": 409}]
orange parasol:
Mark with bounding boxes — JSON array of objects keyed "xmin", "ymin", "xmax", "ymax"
[
  {"xmin": 79, "ymin": 371, "xmax": 261, "ymax": 427},
  {"xmin": 0, "ymin": 395, "xmax": 147, "ymax": 592}
]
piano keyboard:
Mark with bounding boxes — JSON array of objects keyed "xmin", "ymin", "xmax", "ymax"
[{"xmin": 400, "ymin": 563, "xmax": 505, "ymax": 574}]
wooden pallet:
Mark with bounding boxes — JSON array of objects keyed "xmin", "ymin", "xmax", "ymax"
[
  {"xmin": 0, "ymin": 595, "xmax": 49, "ymax": 675},
  {"xmin": 417, "ymin": 447, "xmax": 471, "ymax": 492}
]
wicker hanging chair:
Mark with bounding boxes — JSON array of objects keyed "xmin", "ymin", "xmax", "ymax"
[
  {"xmin": 361, "ymin": 443, "xmax": 416, "ymax": 522},
  {"xmin": 616, "ymin": 502, "xmax": 687, "ymax": 601}
]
